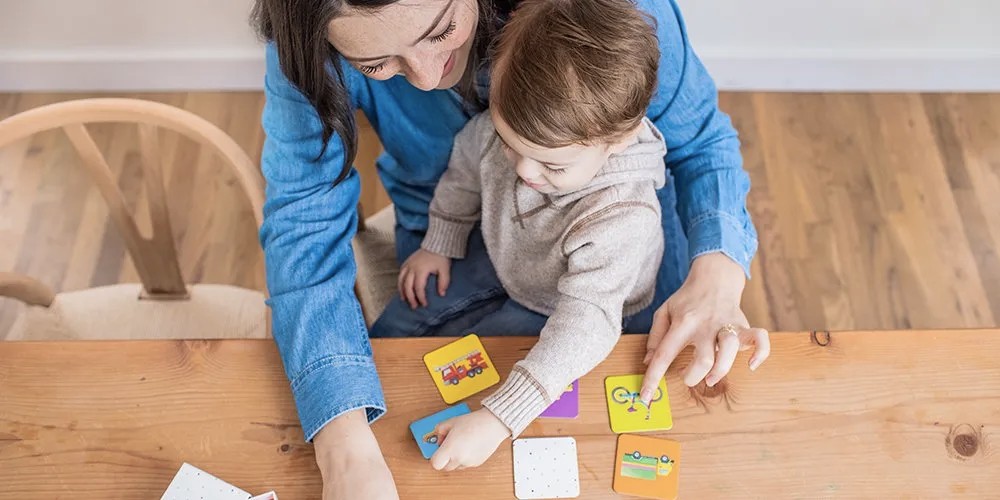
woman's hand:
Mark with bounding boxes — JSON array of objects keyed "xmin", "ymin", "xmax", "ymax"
[
  {"xmin": 639, "ymin": 253, "xmax": 770, "ymax": 402},
  {"xmin": 398, "ymin": 249, "xmax": 452, "ymax": 309},
  {"xmin": 314, "ymin": 409, "xmax": 400, "ymax": 500}
]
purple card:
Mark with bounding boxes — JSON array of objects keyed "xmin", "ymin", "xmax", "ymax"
[{"xmin": 540, "ymin": 379, "xmax": 579, "ymax": 418}]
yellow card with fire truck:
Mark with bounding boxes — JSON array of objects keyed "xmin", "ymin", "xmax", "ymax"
[{"xmin": 423, "ymin": 334, "xmax": 500, "ymax": 404}]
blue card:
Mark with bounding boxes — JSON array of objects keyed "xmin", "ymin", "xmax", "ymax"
[{"xmin": 409, "ymin": 403, "xmax": 471, "ymax": 459}]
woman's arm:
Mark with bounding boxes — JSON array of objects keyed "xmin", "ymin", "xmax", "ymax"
[
  {"xmin": 260, "ymin": 42, "xmax": 386, "ymax": 441},
  {"xmin": 641, "ymin": 0, "xmax": 758, "ymax": 274},
  {"xmin": 421, "ymin": 113, "xmax": 490, "ymax": 258},
  {"xmin": 636, "ymin": 0, "xmax": 770, "ymax": 399}
]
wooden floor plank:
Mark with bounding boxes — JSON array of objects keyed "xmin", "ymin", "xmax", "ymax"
[{"xmin": 1, "ymin": 92, "xmax": 999, "ymax": 338}]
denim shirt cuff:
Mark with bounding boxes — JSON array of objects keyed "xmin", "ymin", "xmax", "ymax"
[
  {"xmin": 687, "ymin": 211, "xmax": 758, "ymax": 278},
  {"xmin": 291, "ymin": 355, "xmax": 387, "ymax": 442}
]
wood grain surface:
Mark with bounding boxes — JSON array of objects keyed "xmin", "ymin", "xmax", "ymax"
[
  {"xmin": 3, "ymin": 92, "xmax": 1000, "ymax": 337},
  {"xmin": 1, "ymin": 331, "xmax": 997, "ymax": 498}
]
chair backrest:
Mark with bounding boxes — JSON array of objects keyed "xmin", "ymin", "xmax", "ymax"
[{"xmin": 0, "ymin": 98, "xmax": 265, "ymax": 301}]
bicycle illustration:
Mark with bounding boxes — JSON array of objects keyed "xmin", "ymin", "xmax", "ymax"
[{"xmin": 610, "ymin": 386, "xmax": 663, "ymax": 420}]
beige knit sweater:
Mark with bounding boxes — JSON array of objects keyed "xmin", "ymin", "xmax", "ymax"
[{"xmin": 422, "ymin": 112, "xmax": 666, "ymax": 436}]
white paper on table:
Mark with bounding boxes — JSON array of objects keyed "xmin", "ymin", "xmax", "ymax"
[{"xmin": 161, "ymin": 463, "xmax": 257, "ymax": 500}]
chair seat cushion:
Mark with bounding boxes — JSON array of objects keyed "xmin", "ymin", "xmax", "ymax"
[
  {"xmin": 352, "ymin": 206, "xmax": 400, "ymax": 326},
  {"xmin": 7, "ymin": 283, "xmax": 268, "ymax": 341}
]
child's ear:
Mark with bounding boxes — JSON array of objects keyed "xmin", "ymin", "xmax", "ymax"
[{"xmin": 607, "ymin": 124, "xmax": 643, "ymax": 154}]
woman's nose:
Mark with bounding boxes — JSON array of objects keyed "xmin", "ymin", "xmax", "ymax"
[{"xmin": 401, "ymin": 54, "xmax": 441, "ymax": 91}]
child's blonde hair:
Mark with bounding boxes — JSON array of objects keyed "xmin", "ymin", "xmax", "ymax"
[{"xmin": 490, "ymin": 0, "xmax": 660, "ymax": 147}]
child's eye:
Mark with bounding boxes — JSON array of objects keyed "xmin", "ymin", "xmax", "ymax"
[
  {"xmin": 430, "ymin": 21, "xmax": 457, "ymax": 43},
  {"xmin": 360, "ymin": 62, "xmax": 386, "ymax": 75},
  {"xmin": 543, "ymin": 164, "xmax": 567, "ymax": 175}
]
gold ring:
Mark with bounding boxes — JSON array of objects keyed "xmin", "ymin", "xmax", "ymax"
[{"xmin": 717, "ymin": 323, "xmax": 739, "ymax": 341}]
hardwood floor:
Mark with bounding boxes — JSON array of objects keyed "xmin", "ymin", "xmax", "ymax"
[
  {"xmin": 1, "ymin": 92, "xmax": 998, "ymax": 337},
  {"xmin": 730, "ymin": 93, "xmax": 1000, "ymax": 331}
]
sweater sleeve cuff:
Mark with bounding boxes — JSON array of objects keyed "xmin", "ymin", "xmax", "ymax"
[
  {"xmin": 481, "ymin": 365, "xmax": 551, "ymax": 438},
  {"xmin": 421, "ymin": 215, "xmax": 474, "ymax": 259}
]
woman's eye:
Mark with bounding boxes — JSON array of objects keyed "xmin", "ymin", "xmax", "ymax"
[
  {"xmin": 360, "ymin": 63, "xmax": 386, "ymax": 75},
  {"xmin": 430, "ymin": 21, "xmax": 457, "ymax": 43}
]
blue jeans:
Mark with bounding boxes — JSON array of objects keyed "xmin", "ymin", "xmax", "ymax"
[
  {"xmin": 369, "ymin": 225, "xmax": 680, "ymax": 338},
  {"xmin": 370, "ymin": 227, "xmax": 508, "ymax": 338}
]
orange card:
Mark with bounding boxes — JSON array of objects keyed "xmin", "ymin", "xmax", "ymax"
[{"xmin": 613, "ymin": 434, "xmax": 680, "ymax": 500}]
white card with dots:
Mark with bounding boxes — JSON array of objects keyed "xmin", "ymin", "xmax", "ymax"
[
  {"xmin": 512, "ymin": 437, "xmax": 580, "ymax": 499},
  {"xmin": 160, "ymin": 463, "xmax": 252, "ymax": 500}
]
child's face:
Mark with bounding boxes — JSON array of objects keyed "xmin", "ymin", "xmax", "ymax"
[{"xmin": 491, "ymin": 109, "xmax": 634, "ymax": 194}]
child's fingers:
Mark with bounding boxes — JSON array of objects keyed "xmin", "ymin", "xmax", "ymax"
[
  {"xmin": 403, "ymin": 270, "xmax": 418, "ymax": 309},
  {"xmin": 429, "ymin": 448, "xmax": 450, "ymax": 471},
  {"xmin": 438, "ymin": 265, "xmax": 450, "ymax": 297},
  {"xmin": 415, "ymin": 271, "xmax": 429, "ymax": 307},
  {"xmin": 397, "ymin": 267, "xmax": 409, "ymax": 299},
  {"xmin": 430, "ymin": 422, "xmax": 459, "ymax": 471},
  {"xmin": 444, "ymin": 459, "xmax": 463, "ymax": 472},
  {"xmin": 434, "ymin": 419, "xmax": 455, "ymax": 442}
]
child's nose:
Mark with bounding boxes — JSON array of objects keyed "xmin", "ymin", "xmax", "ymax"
[{"xmin": 515, "ymin": 159, "xmax": 539, "ymax": 180}]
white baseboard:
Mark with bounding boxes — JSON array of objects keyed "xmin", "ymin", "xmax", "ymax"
[{"xmin": 2, "ymin": 48, "xmax": 999, "ymax": 92}]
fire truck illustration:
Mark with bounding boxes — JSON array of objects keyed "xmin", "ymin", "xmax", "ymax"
[{"xmin": 435, "ymin": 350, "xmax": 489, "ymax": 385}]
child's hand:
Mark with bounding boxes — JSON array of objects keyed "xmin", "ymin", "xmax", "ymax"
[
  {"xmin": 430, "ymin": 408, "xmax": 511, "ymax": 471},
  {"xmin": 398, "ymin": 249, "xmax": 451, "ymax": 308}
]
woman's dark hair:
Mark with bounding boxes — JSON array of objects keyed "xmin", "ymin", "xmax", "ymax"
[{"xmin": 252, "ymin": 0, "xmax": 516, "ymax": 184}]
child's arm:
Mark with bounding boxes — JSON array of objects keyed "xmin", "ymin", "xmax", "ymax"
[
  {"xmin": 483, "ymin": 204, "xmax": 663, "ymax": 434},
  {"xmin": 429, "ymin": 204, "xmax": 662, "ymax": 470},
  {"xmin": 400, "ymin": 114, "xmax": 489, "ymax": 308},
  {"xmin": 420, "ymin": 113, "xmax": 490, "ymax": 260}
]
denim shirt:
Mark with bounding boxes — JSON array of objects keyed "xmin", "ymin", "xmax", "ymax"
[{"xmin": 259, "ymin": 0, "xmax": 758, "ymax": 441}]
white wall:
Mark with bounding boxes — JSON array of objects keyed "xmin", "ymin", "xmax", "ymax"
[
  {"xmin": 1, "ymin": 0, "xmax": 998, "ymax": 91},
  {"xmin": 0, "ymin": 0, "xmax": 263, "ymax": 91},
  {"xmin": 676, "ymin": 0, "xmax": 1000, "ymax": 90}
]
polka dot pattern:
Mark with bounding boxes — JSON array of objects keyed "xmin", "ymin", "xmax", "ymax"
[{"xmin": 512, "ymin": 437, "xmax": 580, "ymax": 499}]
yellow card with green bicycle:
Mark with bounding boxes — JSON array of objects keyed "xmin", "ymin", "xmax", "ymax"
[{"xmin": 604, "ymin": 374, "xmax": 672, "ymax": 433}]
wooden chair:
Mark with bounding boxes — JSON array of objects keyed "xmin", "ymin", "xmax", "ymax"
[{"xmin": 0, "ymin": 98, "xmax": 269, "ymax": 340}]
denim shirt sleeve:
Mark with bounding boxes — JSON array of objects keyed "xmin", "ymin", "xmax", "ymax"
[
  {"xmin": 259, "ymin": 43, "xmax": 385, "ymax": 441},
  {"xmin": 643, "ymin": 0, "xmax": 759, "ymax": 276}
]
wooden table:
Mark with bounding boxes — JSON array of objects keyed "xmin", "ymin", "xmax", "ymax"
[{"xmin": 1, "ymin": 330, "xmax": 997, "ymax": 498}]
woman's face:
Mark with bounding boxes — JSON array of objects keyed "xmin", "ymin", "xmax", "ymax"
[{"xmin": 328, "ymin": 0, "xmax": 480, "ymax": 91}]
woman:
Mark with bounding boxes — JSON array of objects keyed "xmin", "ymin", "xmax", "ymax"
[{"xmin": 252, "ymin": 0, "xmax": 769, "ymax": 498}]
